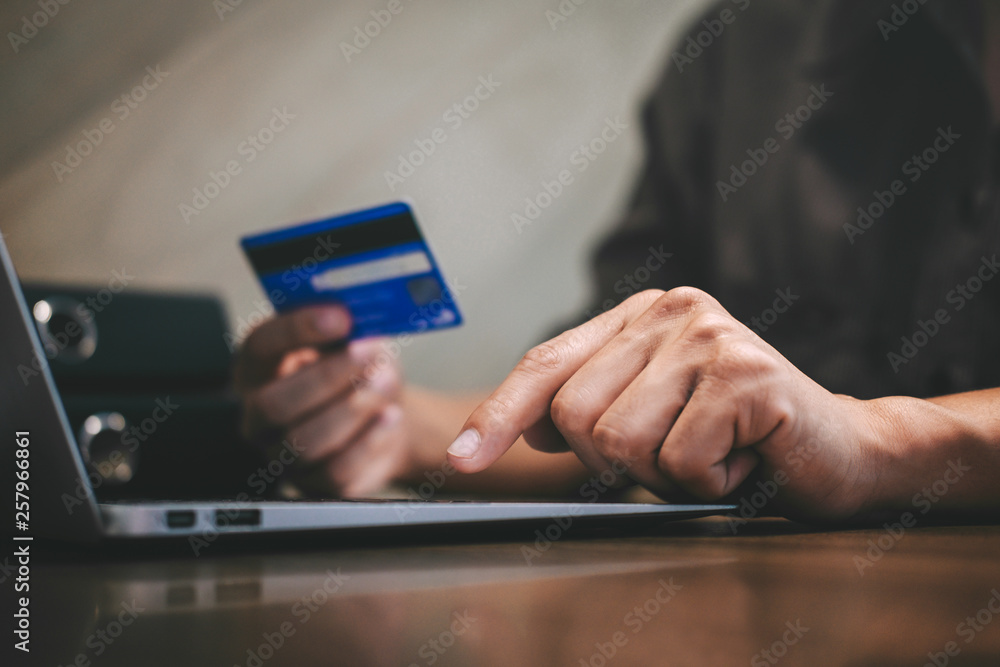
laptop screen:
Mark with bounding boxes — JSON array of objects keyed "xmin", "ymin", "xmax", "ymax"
[{"xmin": 1, "ymin": 237, "xmax": 104, "ymax": 541}]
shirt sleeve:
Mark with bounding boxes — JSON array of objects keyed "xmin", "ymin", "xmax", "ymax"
[{"xmin": 574, "ymin": 38, "xmax": 725, "ymax": 327}]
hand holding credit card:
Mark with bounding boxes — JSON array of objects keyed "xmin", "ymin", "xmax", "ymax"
[{"xmin": 241, "ymin": 202, "xmax": 462, "ymax": 340}]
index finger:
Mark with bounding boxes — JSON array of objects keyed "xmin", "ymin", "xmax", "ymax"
[
  {"xmin": 234, "ymin": 305, "xmax": 351, "ymax": 388},
  {"xmin": 446, "ymin": 291, "xmax": 663, "ymax": 473}
]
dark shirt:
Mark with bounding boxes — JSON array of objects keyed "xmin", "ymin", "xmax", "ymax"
[{"xmin": 584, "ymin": 0, "xmax": 1000, "ymax": 399}]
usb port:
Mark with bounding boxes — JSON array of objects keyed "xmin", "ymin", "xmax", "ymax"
[
  {"xmin": 216, "ymin": 509, "xmax": 261, "ymax": 528},
  {"xmin": 166, "ymin": 510, "xmax": 197, "ymax": 529}
]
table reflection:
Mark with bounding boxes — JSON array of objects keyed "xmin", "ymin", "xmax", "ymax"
[{"xmin": 32, "ymin": 519, "xmax": 1000, "ymax": 666}]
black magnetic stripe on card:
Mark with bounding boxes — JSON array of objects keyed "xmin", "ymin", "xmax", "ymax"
[{"xmin": 244, "ymin": 212, "xmax": 422, "ymax": 274}]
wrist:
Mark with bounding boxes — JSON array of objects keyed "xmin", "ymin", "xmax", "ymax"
[{"xmin": 858, "ymin": 395, "xmax": 989, "ymax": 515}]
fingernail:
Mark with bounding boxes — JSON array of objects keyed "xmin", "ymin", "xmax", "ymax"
[
  {"xmin": 315, "ymin": 309, "xmax": 347, "ymax": 336},
  {"xmin": 447, "ymin": 429, "xmax": 481, "ymax": 459}
]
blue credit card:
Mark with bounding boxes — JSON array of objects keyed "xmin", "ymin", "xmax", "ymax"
[{"xmin": 241, "ymin": 201, "xmax": 462, "ymax": 339}]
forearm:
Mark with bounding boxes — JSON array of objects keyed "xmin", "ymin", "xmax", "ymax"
[
  {"xmin": 399, "ymin": 386, "xmax": 592, "ymax": 497},
  {"xmin": 865, "ymin": 388, "xmax": 1000, "ymax": 513}
]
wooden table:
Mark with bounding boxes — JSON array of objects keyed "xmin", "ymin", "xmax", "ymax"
[{"xmin": 23, "ymin": 517, "xmax": 1000, "ymax": 666}]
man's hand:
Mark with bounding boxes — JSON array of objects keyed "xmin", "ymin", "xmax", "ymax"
[
  {"xmin": 234, "ymin": 305, "xmax": 410, "ymax": 497},
  {"xmin": 446, "ymin": 288, "xmax": 885, "ymax": 520}
]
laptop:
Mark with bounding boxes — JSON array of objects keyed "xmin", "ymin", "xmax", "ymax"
[{"xmin": 0, "ymin": 236, "xmax": 733, "ymax": 544}]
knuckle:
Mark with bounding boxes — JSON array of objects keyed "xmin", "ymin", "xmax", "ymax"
[
  {"xmin": 684, "ymin": 311, "xmax": 738, "ymax": 344},
  {"xmin": 549, "ymin": 389, "xmax": 590, "ymax": 437},
  {"xmin": 710, "ymin": 339, "xmax": 772, "ymax": 378},
  {"xmin": 591, "ymin": 420, "xmax": 634, "ymax": 462},
  {"xmin": 550, "ymin": 383, "xmax": 607, "ymax": 440},
  {"xmin": 518, "ymin": 341, "xmax": 566, "ymax": 377},
  {"xmin": 617, "ymin": 317, "xmax": 658, "ymax": 350},
  {"xmin": 658, "ymin": 286, "xmax": 715, "ymax": 314},
  {"xmin": 478, "ymin": 393, "xmax": 519, "ymax": 433}
]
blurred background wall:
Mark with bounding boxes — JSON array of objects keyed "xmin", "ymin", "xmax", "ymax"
[{"xmin": 0, "ymin": 0, "xmax": 711, "ymax": 391}]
